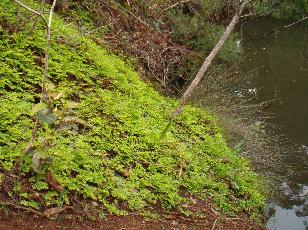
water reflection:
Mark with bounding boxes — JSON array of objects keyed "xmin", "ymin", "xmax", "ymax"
[
  {"xmin": 239, "ymin": 17, "xmax": 308, "ymax": 229},
  {"xmin": 267, "ymin": 185, "xmax": 308, "ymax": 230},
  {"xmin": 267, "ymin": 205, "xmax": 308, "ymax": 230}
]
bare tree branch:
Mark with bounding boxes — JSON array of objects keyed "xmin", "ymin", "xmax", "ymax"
[
  {"xmin": 163, "ymin": 0, "xmax": 191, "ymax": 12},
  {"xmin": 18, "ymin": 0, "xmax": 58, "ymax": 153},
  {"xmin": 29, "ymin": 0, "xmax": 46, "ymax": 36},
  {"xmin": 13, "ymin": 0, "xmax": 47, "ymax": 26},
  {"xmin": 42, "ymin": 0, "xmax": 57, "ymax": 97},
  {"xmin": 262, "ymin": 16, "xmax": 308, "ymax": 37}
]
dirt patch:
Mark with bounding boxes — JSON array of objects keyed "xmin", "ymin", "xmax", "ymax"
[
  {"xmin": 0, "ymin": 166, "xmax": 266, "ymax": 229},
  {"xmin": 0, "ymin": 208, "xmax": 265, "ymax": 230},
  {"xmin": 0, "ymin": 195, "xmax": 266, "ymax": 230}
]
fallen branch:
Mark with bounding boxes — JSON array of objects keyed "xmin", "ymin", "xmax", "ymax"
[
  {"xmin": 1, "ymin": 200, "xmax": 74, "ymax": 217},
  {"xmin": 0, "ymin": 201, "xmax": 42, "ymax": 216},
  {"xmin": 42, "ymin": 206, "xmax": 74, "ymax": 217},
  {"xmin": 160, "ymin": 1, "xmax": 249, "ymax": 139}
]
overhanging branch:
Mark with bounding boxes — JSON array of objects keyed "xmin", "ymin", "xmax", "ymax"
[{"xmin": 13, "ymin": 0, "xmax": 48, "ymax": 26}]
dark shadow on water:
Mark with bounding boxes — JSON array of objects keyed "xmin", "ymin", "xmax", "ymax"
[{"xmin": 240, "ymin": 16, "xmax": 308, "ymax": 230}]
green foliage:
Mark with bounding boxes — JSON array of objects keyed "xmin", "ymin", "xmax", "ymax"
[
  {"xmin": 0, "ymin": 0, "xmax": 264, "ymax": 220},
  {"xmin": 273, "ymin": 0, "xmax": 308, "ymax": 19},
  {"xmin": 167, "ymin": 0, "xmax": 242, "ymax": 63},
  {"xmin": 251, "ymin": 0, "xmax": 308, "ymax": 19},
  {"xmin": 163, "ymin": 0, "xmax": 242, "ymax": 85}
]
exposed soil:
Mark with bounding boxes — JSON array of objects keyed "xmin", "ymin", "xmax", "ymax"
[
  {"xmin": 0, "ymin": 207, "xmax": 265, "ymax": 230},
  {"xmin": 1, "ymin": 163, "xmax": 266, "ymax": 230}
]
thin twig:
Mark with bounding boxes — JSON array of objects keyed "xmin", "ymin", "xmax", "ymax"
[
  {"xmin": 29, "ymin": 0, "xmax": 46, "ymax": 36},
  {"xmin": 240, "ymin": 0, "xmax": 286, "ymax": 20},
  {"xmin": 262, "ymin": 16, "xmax": 308, "ymax": 37},
  {"xmin": 104, "ymin": 0, "xmax": 149, "ymax": 27},
  {"xmin": 211, "ymin": 218, "xmax": 218, "ymax": 230},
  {"xmin": 13, "ymin": 0, "xmax": 47, "ymax": 26},
  {"xmin": 41, "ymin": 0, "xmax": 57, "ymax": 98},
  {"xmin": 1, "ymin": 201, "xmax": 43, "ymax": 216},
  {"xmin": 163, "ymin": 0, "xmax": 191, "ymax": 12},
  {"xmin": 1, "ymin": 200, "xmax": 74, "ymax": 217},
  {"xmin": 20, "ymin": 0, "xmax": 57, "ymax": 153}
]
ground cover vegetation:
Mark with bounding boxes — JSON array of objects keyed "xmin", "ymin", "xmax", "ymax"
[{"xmin": 0, "ymin": 0, "xmax": 266, "ymax": 223}]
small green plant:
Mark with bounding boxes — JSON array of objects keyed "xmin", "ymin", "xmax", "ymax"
[{"xmin": 0, "ymin": 0, "xmax": 264, "ymax": 221}]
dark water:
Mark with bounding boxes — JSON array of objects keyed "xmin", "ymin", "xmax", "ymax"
[{"xmin": 239, "ymin": 17, "xmax": 308, "ymax": 230}]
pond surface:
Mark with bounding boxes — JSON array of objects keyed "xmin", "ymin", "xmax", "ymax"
[{"xmin": 239, "ymin": 17, "xmax": 308, "ymax": 230}]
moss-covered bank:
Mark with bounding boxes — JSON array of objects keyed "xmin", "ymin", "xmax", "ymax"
[{"xmin": 0, "ymin": 0, "xmax": 264, "ymax": 221}]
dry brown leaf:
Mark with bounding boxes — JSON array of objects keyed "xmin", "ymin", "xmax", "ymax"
[
  {"xmin": 42, "ymin": 206, "xmax": 74, "ymax": 217},
  {"xmin": 46, "ymin": 170, "xmax": 63, "ymax": 192}
]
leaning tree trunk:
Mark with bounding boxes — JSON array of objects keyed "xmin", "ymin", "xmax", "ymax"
[{"xmin": 171, "ymin": 1, "xmax": 249, "ymax": 118}]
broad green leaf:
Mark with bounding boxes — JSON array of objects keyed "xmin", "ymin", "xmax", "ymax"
[
  {"xmin": 31, "ymin": 103, "xmax": 47, "ymax": 114},
  {"xmin": 32, "ymin": 152, "xmax": 43, "ymax": 173},
  {"xmin": 32, "ymin": 152, "xmax": 53, "ymax": 173},
  {"xmin": 37, "ymin": 111, "xmax": 57, "ymax": 124},
  {"xmin": 231, "ymin": 180, "xmax": 240, "ymax": 191}
]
